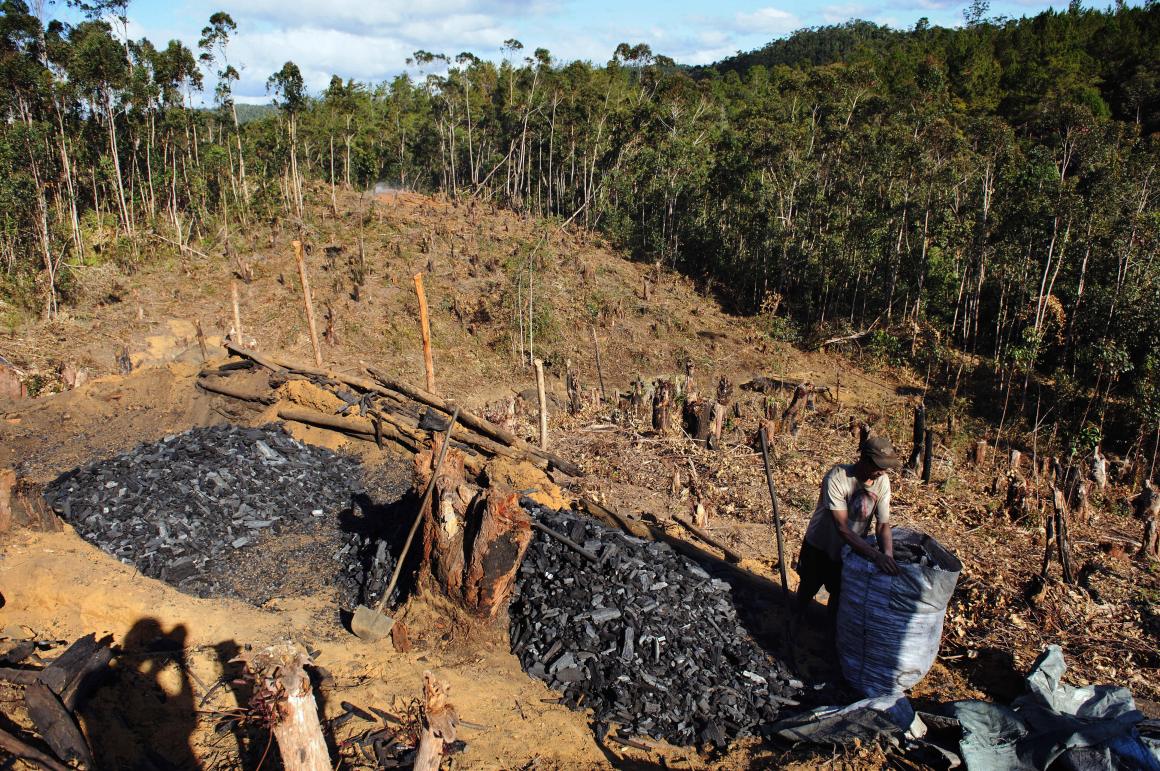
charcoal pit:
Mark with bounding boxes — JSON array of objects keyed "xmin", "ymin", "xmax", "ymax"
[
  {"xmin": 510, "ymin": 506, "xmax": 801, "ymax": 748},
  {"xmin": 43, "ymin": 423, "xmax": 406, "ymax": 611}
]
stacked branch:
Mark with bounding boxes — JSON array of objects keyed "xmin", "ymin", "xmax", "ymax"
[{"xmin": 199, "ymin": 344, "xmax": 583, "ymax": 480}]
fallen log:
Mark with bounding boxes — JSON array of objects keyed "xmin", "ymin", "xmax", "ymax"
[
  {"xmin": 24, "ymin": 681, "xmax": 93, "ymax": 769},
  {"xmin": 365, "ymin": 366, "xmax": 582, "ymax": 477},
  {"xmin": 39, "ymin": 633, "xmax": 113, "ymax": 710},
  {"xmin": 671, "ymin": 514, "xmax": 742, "ymax": 564},
  {"xmin": 0, "ymin": 726, "xmax": 69, "ymax": 771},
  {"xmin": 276, "ymin": 406, "xmax": 481, "ymax": 475},
  {"xmin": 196, "ymin": 377, "xmax": 276, "ymax": 405},
  {"xmin": 223, "ymin": 343, "xmax": 581, "ymax": 476}
]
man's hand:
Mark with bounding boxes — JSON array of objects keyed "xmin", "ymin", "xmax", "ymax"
[{"xmin": 875, "ymin": 552, "xmax": 900, "ymax": 575}]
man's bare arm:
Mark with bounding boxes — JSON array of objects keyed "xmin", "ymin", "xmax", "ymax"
[
  {"xmin": 831, "ymin": 508, "xmax": 900, "ymax": 574},
  {"xmin": 876, "ymin": 522, "xmax": 899, "ymax": 574}
]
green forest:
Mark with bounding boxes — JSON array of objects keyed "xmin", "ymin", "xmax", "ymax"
[{"xmin": 1, "ymin": 0, "xmax": 1158, "ymax": 454}]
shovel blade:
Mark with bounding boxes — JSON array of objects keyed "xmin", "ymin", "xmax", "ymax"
[{"xmin": 351, "ymin": 604, "xmax": 395, "ymax": 642}]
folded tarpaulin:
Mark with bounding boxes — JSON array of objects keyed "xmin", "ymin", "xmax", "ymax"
[{"xmin": 947, "ymin": 645, "xmax": 1160, "ymax": 770}]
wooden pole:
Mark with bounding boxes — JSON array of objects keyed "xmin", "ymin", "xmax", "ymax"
[
  {"xmin": 591, "ymin": 325, "xmax": 606, "ymax": 403},
  {"xmin": 759, "ymin": 426, "xmax": 790, "ymax": 599},
  {"xmin": 230, "ymin": 279, "xmax": 242, "ymax": 343},
  {"xmin": 534, "ymin": 358, "xmax": 548, "ymax": 450},
  {"xmin": 414, "ymin": 272, "xmax": 436, "ymax": 393},
  {"xmin": 292, "ymin": 240, "xmax": 323, "ymax": 368},
  {"xmin": 922, "ymin": 429, "xmax": 934, "ymax": 483},
  {"xmin": 908, "ymin": 403, "xmax": 925, "ymax": 469}
]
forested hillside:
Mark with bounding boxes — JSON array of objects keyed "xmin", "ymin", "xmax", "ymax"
[{"xmin": 1, "ymin": 0, "xmax": 1158, "ymax": 453}]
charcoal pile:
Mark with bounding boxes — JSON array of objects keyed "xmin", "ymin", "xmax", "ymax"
[
  {"xmin": 510, "ymin": 506, "xmax": 800, "ymax": 748},
  {"xmin": 44, "ymin": 424, "xmax": 366, "ymax": 599}
]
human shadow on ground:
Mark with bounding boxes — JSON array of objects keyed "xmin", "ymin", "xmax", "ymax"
[{"xmin": 80, "ymin": 618, "xmax": 198, "ymax": 770}]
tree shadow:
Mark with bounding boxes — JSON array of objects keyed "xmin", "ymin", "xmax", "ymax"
[{"xmin": 80, "ymin": 618, "xmax": 198, "ymax": 770}]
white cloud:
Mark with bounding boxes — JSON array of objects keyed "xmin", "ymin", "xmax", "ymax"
[{"xmin": 735, "ymin": 7, "xmax": 800, "ymax": 34}]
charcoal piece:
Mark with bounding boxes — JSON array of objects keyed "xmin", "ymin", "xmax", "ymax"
[
  {"xmin": 589, "ymin": 608, "xmax": 621, "ymax": 624},
  {"xmin": 510, "ymin": 506, "xmax": 800, "ymax": 748}
]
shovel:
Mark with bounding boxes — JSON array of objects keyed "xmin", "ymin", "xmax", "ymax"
[{"xmin": 351, "ymin": 408, "xmax": 459, "ymax": 642}]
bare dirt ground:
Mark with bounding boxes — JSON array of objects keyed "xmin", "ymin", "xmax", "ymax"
[{"xmin": 1, "ymin": 187, "xmax": 1156, "ymax": 769}]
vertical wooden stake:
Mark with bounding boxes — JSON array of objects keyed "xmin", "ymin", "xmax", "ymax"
[
  {"xmin": 414, "ymin": 273, "xmax": 436, "ymax": 393},
  {"xmin": 922, "ymin": 429, "xmax": 934, "ymax": 483},
  {"xmin": 292, "ymin": 240, "xmax": 323, "ymax": 368},
  {"xmin": 591, "ymin": 325, "xmax": 606, "ymax": 403},
  {"xmin": 759, "ymin": 427, "xmax": 790, "ymax": 602},
  {"xmin": 534, "ymin": 358, "xmax": 548, "ymax": 451},
  {"xmin": 195, "ymin": 320, "xmax": 208, "ymax": 362},
  {"xmin": 230, "ymin": 280, "xmax": 242, "ymax": 343}
]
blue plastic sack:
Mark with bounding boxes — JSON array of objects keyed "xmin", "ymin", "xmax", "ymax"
[{"xmin": 837, "ymin": 528, "xmax": 962, "ymax": 698}]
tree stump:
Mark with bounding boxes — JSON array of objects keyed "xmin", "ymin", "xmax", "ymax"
[
  {"xmin": 236, "ymin": 643, "xmax": 330, "ymax": 771},
  {"xmin": 781, "ymin": 383, "xmax": 810, "ymax": 435},
  {"xmin": 1004, "ymin": 472, "xmax": 1029, "ymax": 522},
  {"xmin": 462, "ymin": 485, "xmax": 532, "ymax": 618},
  {"xmin": 709, "ymin": 377, "xmax": 732, "ymax": 449},
  {"xmin": 415, "ymin": 671, "xmax": 458, "ymax": 771},
  {"xmin": 417, "ymin": 436, "xmax": 472, "ymax": 600},
  {"xmin": 652, "ymin": 379, "xmax": 673, "ymax": 434},
  {"xmin": 565, "ymin": 360, "xmax": 582, "ymax": 415},
  {"xmin": 972, "ymin": 440, "xmax": 988, "ymax": 466},
  {"xmin": 1131, "ymin": 481, "xmax": 1159, "ymax": 560},
  {"xmin": 683, "ymin": 398, "xmax": 712, "ymax": 445},
  {"xmin": 1041, "ymin": 486, "xmax": 1075, "ymax": 584}
]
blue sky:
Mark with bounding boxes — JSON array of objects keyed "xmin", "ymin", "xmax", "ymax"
[{"xmin": 59, "ymin": 0, "xmax": 1074, "ymax": 102}]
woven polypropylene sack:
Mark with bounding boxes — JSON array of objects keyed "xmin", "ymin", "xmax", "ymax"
[{"xmin": 837, "ymin": 528, "xmax": 962, "ymax": 697}]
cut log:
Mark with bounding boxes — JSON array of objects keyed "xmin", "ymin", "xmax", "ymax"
[
  {"xmin": 196, "ymin": 377, "xmax": 276, "ymax": 405},
  {"xmin": 534, "ymin": 358, "xmax": 548, "ymax": 450},
  {"xmin": 24, "ymin": 680, "xmax": 93, "ymax": 769},
  {"xmin": 237, "ymin": 643, "xmax": 330, "ymax": 771},
  {"xmin": 414, "ymin": 671, "xmax": 458, "ymax": 771},
  {"xmin": 365, "ymin": 366, "xmax": 582, "ymax": 477},
  {"xmin": 0, "ymin": 468, "xmax": 13, "ymax": 533},
  {"xmin": 462, "ymin": 486, "xmax": 533, "ymax": 617},
  {"xmin": 0, "ymin": 726, "xmax": 68, "ymax": 771},
  {"xmin": 39, "ymin": 633, "xmax": 113, "ymax": 711},
  {"xmin": 414, "ymin": 273, "xmax": 436, "ymax": 393}
]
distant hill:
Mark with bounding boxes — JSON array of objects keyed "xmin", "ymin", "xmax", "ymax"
[
  {"xmin": 693, "ymin": 20, "xmax": 905, "ymax": 77},
  {"xmin": 234, "ymin": 103, "xmax": 276, "ymax": 124}
]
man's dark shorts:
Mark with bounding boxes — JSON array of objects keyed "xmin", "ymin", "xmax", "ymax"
[{"xmin": 796, "ymin": 539, "xmax": 843, "ymax": 621}]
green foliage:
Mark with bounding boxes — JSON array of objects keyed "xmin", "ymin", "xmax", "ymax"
[{"xmin": 0, "ymin": 1, "xmax": 1157, "ymax": 451}]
